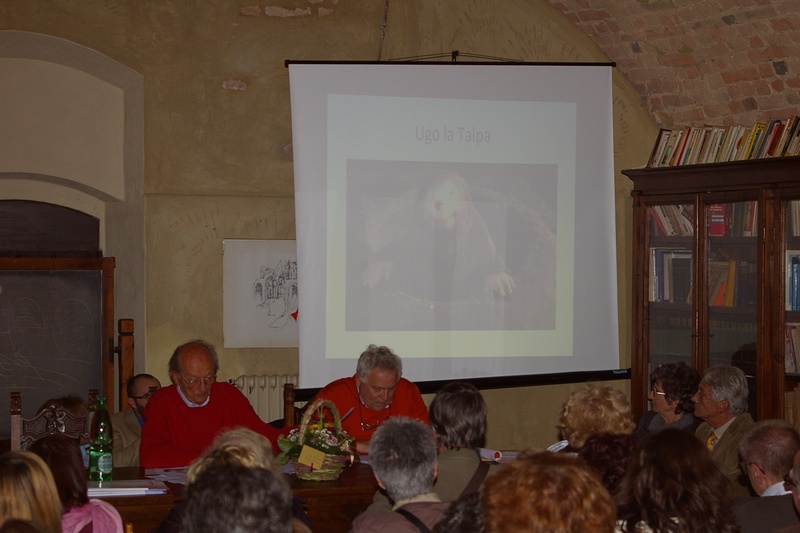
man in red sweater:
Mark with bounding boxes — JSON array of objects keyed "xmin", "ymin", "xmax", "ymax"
[
  {"xmin": 315, "ymin": 344, "xmax": 428, "ymax": 454},
  {"xmin": 140, "ymin": 339, "xmax": 284, "ymax": 468}
]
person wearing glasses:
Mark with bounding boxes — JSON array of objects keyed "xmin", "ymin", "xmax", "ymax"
[
  {"xmin": 314, "ymin": 344, "xmax": 428, "ymax": 455},
  {"xmin": 139, "ymin": 339, "xmax": 285, "ymax": 468},
  {"xmin": 111, "ymin": 373, "xmax": 161, "ymax": 467},
  {"xmin": 634, "ymin": 362, "xmax": 701, "ymax": 438},
  {"xmin": 731, "ymin": 420, "xmax": 800, "ymax": 533}
]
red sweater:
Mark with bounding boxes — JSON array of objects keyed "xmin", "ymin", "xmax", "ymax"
[
  {"xmin": 315, "ymin": 375, "xmax": 429, "ymax": 443},
  {"xmin": 140, "ymin": 382, "xmax": 284, "ymax": 468}
]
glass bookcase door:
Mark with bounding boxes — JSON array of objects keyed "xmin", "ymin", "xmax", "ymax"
[
  {"xmin": 784, "ymin": 199, "xmax": 800, "ymax": 376},
  {"xmin": 706, "ymin": 200, "xmax": 758, "ymax": 413},
  {"xmin": 647, "ymin": 203, "xmax": 694, "ymax": 375}
]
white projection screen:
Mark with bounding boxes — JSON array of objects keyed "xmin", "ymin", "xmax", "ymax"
[{"xmin": 289, "ymin": 62, "xmax": 619, "ymax": 388}]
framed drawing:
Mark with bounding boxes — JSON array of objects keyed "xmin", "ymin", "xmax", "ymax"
[{"xmin": 223, "ymin": 239, "xmax": 298, "ymax": 347}]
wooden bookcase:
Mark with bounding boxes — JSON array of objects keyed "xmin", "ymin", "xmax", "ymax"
[{"xmin": 623, "ymin": 156, "xmax": 800, "ymax": 423}]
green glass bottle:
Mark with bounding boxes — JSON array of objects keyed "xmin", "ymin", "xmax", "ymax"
[{"xmin": 88, "ymin": 396, "xmax": 113, "ymax": 481}]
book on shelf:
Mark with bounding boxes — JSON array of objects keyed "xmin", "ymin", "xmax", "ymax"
[
  {"xmin": 723, "ymin": 260, "xmax": 737, "ymax": 307},
  {"xmin": 709, "ymin": 260, "xmax": 731, "ymax": 306},
  {"xmin": 786, "ymin": 323, "xmax": 799, "ymax": 373},
  {"xmin": 787, "ymin": 251, "xmax": 800, "ymax": 311},
  {"xmin": 709, "ymin": 204, "xmax": 726, "ymax": 236},
  {"xmin": 647, "ymin": 128, "xmax": 671, "ymax": 167},
  {"xmin": 649, "ymin": 247, "xmax": 692, "ymax": 303}
]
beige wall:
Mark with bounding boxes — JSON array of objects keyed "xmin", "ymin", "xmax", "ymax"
[{"xmin": 0, "ymin": 0, "xmax": 657, "ymax": 449}]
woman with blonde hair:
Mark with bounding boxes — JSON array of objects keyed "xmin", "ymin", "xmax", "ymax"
[
  {"xmin": 0, "ymin": 451, "xmax": 62, "ymax": 533},
  {"xmin": 549, "ymin": 384, "xmax": 636, "ymax": 453}
]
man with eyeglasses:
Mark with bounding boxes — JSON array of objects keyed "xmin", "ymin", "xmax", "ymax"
[
  {"xmin": 732, "ymin": 419, "xmax": 800, "ymax": 533},
  {"xmin": 140, "ymin": 339, "xmax": 285, "ymax": 468},
  {"xmin": 315, "ymin": 344, "xmax": 429, "ymax": 455},
  {"xmin": 111, "ymin": 373, "xmax": 161, "ymax": 467}
]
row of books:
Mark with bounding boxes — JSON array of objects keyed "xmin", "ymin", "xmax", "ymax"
[
  {"xmin": 708, "ymin": 259, "xmax": 757, "ymax": 308},
  {"xmin": 650, "ymin": 201, "xmax": 757, "ymax": 238},
  {"xmin": 649, "ymin": 248, "xmax": 692, "ymax": 304},
  {"xmin": 787, "ymin": 252, "xmax": 800, "ymax": 311},
  {"xmin": 647, "ymin": 117, "xmax": 800, "ymax": 168}
]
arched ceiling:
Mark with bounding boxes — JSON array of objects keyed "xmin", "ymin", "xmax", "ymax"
[{"xmin": 547, "ymin": 0, "xmax": 800, "ymax": 128}]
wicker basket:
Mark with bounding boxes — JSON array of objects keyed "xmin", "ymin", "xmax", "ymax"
[{"xmin": 292, "ymin": 398, "xmax": 350, "ymax": 481}]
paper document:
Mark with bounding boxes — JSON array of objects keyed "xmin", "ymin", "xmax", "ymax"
[{"xmin": 87, "ymin": 479, "xmax": 168, "ymax": 497}]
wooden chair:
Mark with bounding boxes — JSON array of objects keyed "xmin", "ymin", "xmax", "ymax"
[
  {"xmin": 10, "ymin": 389, "xmax": 97, "ymax": 450},
  {"xmin": 283, "ymin": 383, "xmax": 315, "ymax": 426}
]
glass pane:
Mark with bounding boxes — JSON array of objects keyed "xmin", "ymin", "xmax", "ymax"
[
  {"xmin": 784, "ymin": 199, "xmax": 800, "ymax": 376},
  {"xmin": 707, "ymin": 200, "xmax": 757, "ymax": 415},
  {"xmin": 648, "ymin": 203, "xmax": 693, "ymax": 373}
]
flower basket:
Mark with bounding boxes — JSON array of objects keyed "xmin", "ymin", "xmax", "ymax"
[{"xmin": 276, "ymin": 398, "xmax": 354, "ymax": 481}]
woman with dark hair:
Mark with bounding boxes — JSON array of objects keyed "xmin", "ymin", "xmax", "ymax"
[
  {"xmin": 28, "ymin": 435, "xmax": 123, "ymax": 533},
  {"xmin": 615, "ymin": 428, "xmax": 739, "ymax": 532},
  {"xmin": 635, "ymin": 362, "xmax": 701, "ymax": 437},
  {"xmin": 578, "ymin": 432, "xmax": 636, "ymax": 497},
  {"xmin": 369, "ymin": 381, "xmax": 495, "ymax": 510}
]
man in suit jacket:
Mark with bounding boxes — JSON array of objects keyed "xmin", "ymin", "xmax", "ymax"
[
  {"xmin": 111, "ymin": 373, "xmax": 161, "ymax": 467},
  {"xmin": 732, "ymin": 420, "xmax": 800, "ymax": 532},
  {"xmin": 692, "ymin": 365, "xmax": 754, "ymax": 498}
]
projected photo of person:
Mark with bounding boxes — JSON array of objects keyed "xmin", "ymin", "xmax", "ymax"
[{"xmin": 345, "ymin": 161, "xmax": 557, "ymax": 331}]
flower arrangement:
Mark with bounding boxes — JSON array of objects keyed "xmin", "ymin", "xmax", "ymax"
[{"xmin": 276, "ymin": 398, "xmax": 354, "ymax": 480}]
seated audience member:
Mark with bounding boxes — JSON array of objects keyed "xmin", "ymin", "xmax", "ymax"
[
  {"xmin": 351, "ymin": 417, "xmax": 450, "ymax": 532},
  {"xmin": 778, "ymin": 451, "xmax": 800, "ymax": 533},
  {"xmin": 634, "ymin": 361, "xmax": 701, "ymax": 438},
  {"xmin": 112, "ymin": 373, "xmax": 161, "ymax": 467},
  {"xmin": 140, "ymin": 339, "xmax": 285, "ymax": 467},
  {"xmin": 691, "ymin": 364, "xmax": 755, "ymax": 497},
  {"xmin": 548, "ymin": 384, "xmax": 635, "ymax": 453},
  {"xmin": 577, "ymin": 432, "xmax": 636, "ymax": 497},
  {"xmin": 149, "ymin": 427, "xmax": 311, "ymax": 533},
  {"xmin": 615, "ymin": 428, "xmax": 738, "ymax": 533},
  {"xmin": 28, "ymin": 435, "xmax": 123, "ymax": 533},
  {"xmin": 183, "ymin": 464, "xmax": 295, "ymax": 533},
  {"xmin": 314, "ymin": 344, "xmax": 428, "ymax": 454},
  {"xmin": 371, "ymin": 381, "xmax": 495, "ymax": 510},
  {"xmin": 483, "ymin": 451, "xmax": 616, "ymax": 533},
  {"xmin": 0, "ymin": 451, "xmax": 62, "ymax": 533},
  {"xmin": 732, "ymin": 419, "xmax": 800, "ymax": 533}
]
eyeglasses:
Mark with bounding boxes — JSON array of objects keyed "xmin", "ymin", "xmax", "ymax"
[
  {"xmin": 785, "ymin": 468, "xmax": 798, "ymax": 491},
  {"xmin": 358, "ymin": 403, "xmax": 391, "ymax": 432},
  {"xmin": 180, "ymin": 374, "xmax": 216, "ymax": 387},
  {"xmin": 130, "ymin": 386, "xmax": 159, "ymax": 400},
  {"xmin": 650, "ymin": 386, "xmax": 667, "ymax": 396}
]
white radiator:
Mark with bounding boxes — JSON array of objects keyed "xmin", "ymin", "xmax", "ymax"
[{"xmin": 232, "ymin": 374, "xmax": 298, "ymax": 423}]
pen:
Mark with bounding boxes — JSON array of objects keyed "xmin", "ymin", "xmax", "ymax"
[{"xmin": 340, "ymin": 407, "xmax": 355, "ymax": 422}]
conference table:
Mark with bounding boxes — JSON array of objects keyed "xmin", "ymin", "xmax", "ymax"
[{"xmin": 103, "ymin": 463, "xmax": 377, "ymax": 533}]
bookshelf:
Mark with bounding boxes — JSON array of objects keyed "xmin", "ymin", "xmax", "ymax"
[{"xmin": 624, "ymin": 156, "xmax": 800, "ymax": 424}]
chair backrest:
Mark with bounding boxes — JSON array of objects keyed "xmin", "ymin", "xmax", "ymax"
[
  {"xmin": 283, "ymin": 383, "xmax": 313, "ymax": 426},
  {"xmin": 10, "ymin": 390, "xmax": 98, "ymax": 451}
]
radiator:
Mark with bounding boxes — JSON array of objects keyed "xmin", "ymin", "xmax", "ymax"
[{"xmin": 231, "ymin": 374, "xmax": 298, "ymax": 423}]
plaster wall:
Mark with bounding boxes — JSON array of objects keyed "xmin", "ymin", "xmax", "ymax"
[{"xmin": 0, "ymin": 0, "xmax": 655, "ymax": 450}]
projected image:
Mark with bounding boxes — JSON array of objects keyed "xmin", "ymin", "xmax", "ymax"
[{"xmin": 345, "ymin": 160, "xmax": 557, "ymax": 331}]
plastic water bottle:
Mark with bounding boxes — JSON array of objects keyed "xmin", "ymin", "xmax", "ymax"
[{"xmin": 88, "ymin": 396, "xmax": 113, "ymax": 481}]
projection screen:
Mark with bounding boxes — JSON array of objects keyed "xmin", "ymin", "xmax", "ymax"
[{"xmin": 289, "ymin": 61, "xmax": 619, "ymax": 388}]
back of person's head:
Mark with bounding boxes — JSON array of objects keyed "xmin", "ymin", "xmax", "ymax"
[
  {"xmin": 702, "ymin": 365, "xmax": 749, "ymax": 415},
  {"xmin": 369, "ymin": 417, "xmax": 437, "ymax": 502},
  {"xmin": 615, "ymin": 428, "xmax": 738, "ymax": 533},
  {"xmin": 183, "ymin": 464, "xmax": 293, "ymax": 533},
  {"xmin": 577, "ymin": 432, "xmax": 636, "ymax": 496},
  {"xmin": 35, "ymin": 394, "xmax": 88, "ymax": 418},
  {"xmin": 0, "ymin": 519, "xmax": 49, "ymax": 533},
  {"xmin": 739, "ymin": 419, "xmax": 800, "ymax": 481},
  {"xmin": 356, "ymin": 344, "xmax": 402, "ymax": 381},
  {"xmin": 429, "ymin": 381, "xmax": 486, "ymax": 450},
  {"xmin": 559, "ymin": 384, "xmax": 635, "ymax": 449},
  {"xmin": 483, "ymin": 451, "xmax": 615, "ymax": 533},
  {"xmin": 187, "ymin": 427, "xmax": 280, "ymax": 484},
  {"xmin": 28, "ymin": 434, "xmax": 88, "ymax": 511},
  {"xmin": 651, "ymin": 362, "xmax": 700, "ymax": 415},
  {"xmin": 0, "ymin": 451, "xmax": 62, "ymax": 533},
  {"xmin": 433, "ymin": 490, "xmax": 484, "ymax": 533}
]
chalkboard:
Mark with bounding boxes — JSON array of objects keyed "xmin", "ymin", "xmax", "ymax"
[{"xmin": 0, "ymin": 268, "xmax": 103, "ymax": 436}]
